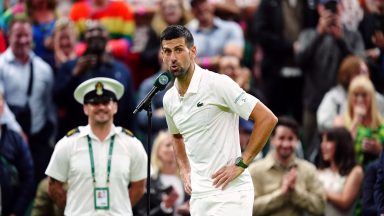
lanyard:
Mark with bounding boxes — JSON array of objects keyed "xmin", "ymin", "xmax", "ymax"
[{"xmin": 87, "ymin": 135, "xmax": 115, "ymax": 185}]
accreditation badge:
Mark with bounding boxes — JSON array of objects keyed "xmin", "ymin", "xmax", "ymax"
[{"xmin": 94, "ymin": 187, "xmax": 110, "ymax": 210}]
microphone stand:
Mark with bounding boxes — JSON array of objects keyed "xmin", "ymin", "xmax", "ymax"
[{"xmin": 143, "ymin": 102, "xmax": 152, "ymax": 216}]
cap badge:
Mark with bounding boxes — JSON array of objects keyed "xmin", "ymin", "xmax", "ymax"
[{"xmin": 95, "ymin": 82, "xmax": 104, "ymax": 96}]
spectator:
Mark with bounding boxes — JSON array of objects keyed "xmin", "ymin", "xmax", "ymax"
[
  {"xmin": 249, "ymin": 116, "xmax": 325, "ymax": 216},
  {"xmin": 0, "ymin": 88, "xmax": 35, "ymax": 216},
  {"xmin": 374, "ymin": 150, "xmax": 384, "ymax": 215},
  {"xmin": 317, "ymin": 55, "xmax": 384, "ymax": 131},
  {"xmin": 218, "ymin": 55, "xmax": 264, "ymax": 100},
  {"xmin": 317, "ymin": 127, "xmax": 363, "ymax": 215},
  {"xmin": 251, "ymin": 0, "xmax": 317, "ymax": 124},
  {"xmin": 375, "ymin": 149, "xmax": 384, "ymax": 215},
  {"xmin": 295, "ymin": 0, "xmax": 365, "ymax": 159},
  {"xmin": 334, "ymin": 75, "xmax": 384, "ymax": 166},
  {"xmin": 27, "ymin": 0, "xmax": 57, "ymax": 67},
  {"xmin": 133, "ymin": 131, "xmax": 190, "ymax": 215},
  {"xmin": 31, "ymin": 177, "xmax": 65, "ymax": 216},
  {"xmin": 0, "ymin": 0, "xmax": 57, "ymax": 66},
  {"xmin": 69, "ymin": 0, "xmax": 135, "ymax": 58},
  {"xmin": 187, "ymin": 0, "xmax": 245, "ymax": 70},
  {"xmin": 51, "ymin": 17, "xmax": 77, "ymax": 70},
  {"xmin": 54, "ymin": 21, "xmax": 136, "ymax": 138},
  {"xmin": 0, "ymin": 16, "xmax": 55, "ymax": 184},
  {"xmin": 359, "ymin": 0, "xmax": 384, "ymax": 92},
  {"xmin": 362, "ymin": 159, "xmax": 380, "ymax": 215}
]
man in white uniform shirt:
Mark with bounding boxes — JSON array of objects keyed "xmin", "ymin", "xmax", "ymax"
[
  {"xmin": 161, "ymin": 25, "xmax": 278, "ymax": 215},
  {"xmin": 45, "ymin": 77, "xmax": 147, "ymax": 215}
]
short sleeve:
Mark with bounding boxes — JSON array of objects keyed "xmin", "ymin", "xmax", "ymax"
[
  {"xmin": 216, "ymin": 74, "xmax": 258, "ymax": 120},
  {"xmin": 45, "ymin": 138, "xmax": 71, "ymax": 182},
  {"xmin": 163, "ymin": 92, "xmax": 180, "ymax": 134},
  {"xmin": 129, "ymin": 138, "xmax": 148, "ymax": 182}
]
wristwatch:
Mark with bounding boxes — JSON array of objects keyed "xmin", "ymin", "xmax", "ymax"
[{"xmin": 235, "ymin": 157, "xmax": 248, "ymax": 169}]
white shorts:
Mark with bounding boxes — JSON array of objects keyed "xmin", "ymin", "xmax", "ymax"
[{"xmin": 190, "ymin": 190, "xmax": 254, "ymax": 216}]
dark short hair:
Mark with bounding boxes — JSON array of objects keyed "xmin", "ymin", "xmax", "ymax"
[
  {"xmin": 160, "ymin": 25, "xmax": 194, "ymax": 48},
  {"xmin": 190, "ymin": 0, "xmax": 207, "ymax": 7},
  {"xmin": 271, "ymin": 116, "xmax": 299, "ymax": 138},
  {"xmin": 318, "ymin": 127, "xmax": 356, "ymax": 176}
]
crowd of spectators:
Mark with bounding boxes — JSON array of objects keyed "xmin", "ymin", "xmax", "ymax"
[{"xmin": 0, "ymin": 0, "xmax": 383, "ymax": 215}]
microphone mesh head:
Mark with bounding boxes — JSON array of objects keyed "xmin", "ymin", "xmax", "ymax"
[{"xmin": 154, "ymin": 72, "xmax": 172, "ymax": 90}]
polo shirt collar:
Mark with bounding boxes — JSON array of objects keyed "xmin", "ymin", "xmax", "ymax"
[
  {"xmin": 265, "ymin": 152, "xmax": 298, "ymax": 171},
  {"xmin": 185, "ymin": 64, "xmax": 203, "ymax": 94},
  {"xmin": 4, "ymin": 48, "xmax": 35, "ymax": 63},
  {"xmin": 79, "ymin": 124, "xmax": 118, "ymax": 141},
  {"xmin": 196, "ymin": 18, "xmax": 220, "ymax": 33}
]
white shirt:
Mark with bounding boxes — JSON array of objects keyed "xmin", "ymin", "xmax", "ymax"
[
  {"xmin": 163, "ymin": 65, "xmax": 258, "ymax": 198},
  {"xmin": 0, "ymin": 48, "xmax": 55, "ymax": 134},
  {"xmin": 318, "ymin": 168, "xmax": 354, "ymax": 216},
  {"xmin": 45, "ymin": 125, "xmax": 147, "ymax": 216}
]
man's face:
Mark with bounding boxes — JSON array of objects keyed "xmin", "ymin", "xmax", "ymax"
[
  {"xmin": 83, "ymin": 100, "xmax": 117, "ymax": 125},
  {"xmin": 192, "ymin": 1, "xmax": 214, "ymax": 23},
  {"xmin": 271, "ymin": 125, "xmax": 298, "ymax": 160},
  {"xmin": 57, "ymin": 27, "xmax": 75, "ymax": 56},
  {"xmin": 161, "ymin": 37, "xmax": 196, "ymax": 78},
  {"xmin": 219, "ymin": 56, "xmax": 240, "ymax": 80},
  {"xmin": 9, "ymin": 22, "xmax": 32, "ymax": 59}
]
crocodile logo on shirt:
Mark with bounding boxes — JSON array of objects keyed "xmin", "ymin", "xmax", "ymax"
[{"xmin": 197, "ymin": 102, "xmax": 204, "ymax": 107}]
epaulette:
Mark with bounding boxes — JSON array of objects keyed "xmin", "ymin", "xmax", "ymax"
[
  {"xmin": 122, "ymin": 128, "xmax": 134, "ymax": 137},
  {"xmin": 66, "ymin": 127, "xmax": 80, "ymax": 137}
]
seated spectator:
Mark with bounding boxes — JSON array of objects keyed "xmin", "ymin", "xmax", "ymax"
[
  {"xmin": 0, "ymin": 16, "xmax": 55, "ymax": 184},
  {"xmin": 0, "ymin": 89, "xmax": 35, "ymax": 216},
  {"xmin": 359, "ymin": 0, "xmax": 384, "ymax": 92},
  {"xmin": 295, "ymin": 0, "xmax": 365, "ymax": 159},
  {"xmin": 69, "ymin": 0, "xmax": 135, "ymax": 59},
  {"xmin": 52, "ymin": 17, "xmax": 77, "ymax": 69},
  {"xmin": 317, "ymin": 55, "xmax": 384, "ymax": 131},
  {"xmin": 362, "ymin": 159, "xmax": 380, "ymax": 215},
  {"xmin": 31, "ymin": 177, "xmax": 65, "ymax": 216},
  {"xmin": 0, "ymin": 0, "xmax": 57, "ymax": 66},
  {"xmin": 54, "ymin": 21, "xmax": 135, "ymax": 138},
  {"xmin": 218, "ymin": 55, "xmax": 264, "ymax": 100},
  {"xmin": 334, "ymin": 75, "xmax": 384, "ymax": 166},
  {"xmin": 249, "ymin": 116, "xmax": 325, "ymax": 216},
  {"xmin": 187, "ymin": 0, "xmax": 245, "ymax": 70},
  {"xmin": 133, "ymin": 131, "xmax": 190, "ymax": 215},
  {"xmin": 374, "ymin": 149, "xmax": 384, "ymax": 215},
  {"xmin": 317, "ymin": 127, "xmax": 363, "ymax": 215}
]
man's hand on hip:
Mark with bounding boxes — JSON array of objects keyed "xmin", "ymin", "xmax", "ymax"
[{"xmin": 211, "ymin": 165, "xmax": 244, "ymax": 190}]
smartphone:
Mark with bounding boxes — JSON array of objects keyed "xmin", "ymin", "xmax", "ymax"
[
  {"xmin": 324, "ymin": 0, "xmax": 338, "ymax": 13},
  {"xmin": 161, "ymin": 185, "xmax": 174, "ymax": 195},
  {"xmin": 374, "ymin": 15, "xmax": 384, "ymax": 32}
]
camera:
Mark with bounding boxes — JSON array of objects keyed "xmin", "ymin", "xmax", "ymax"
[
  {"xmin": 324, "ymin": 0, "xmax": 338, "ymax": 14},
  {"xmin": 161, "ymin": 185, "xmax": 174, "ymax": 195}
]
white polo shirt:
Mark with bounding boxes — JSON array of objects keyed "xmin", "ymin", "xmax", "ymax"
[
  {"xmin": 45, "ymin": 125, "xmax": 147, "ymax": 216},
  {"xmin": 163, "ymin": 65, "xmax": 259, "ymax": 198}
]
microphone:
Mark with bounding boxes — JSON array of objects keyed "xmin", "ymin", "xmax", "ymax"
[{"xmin": 133, "ymin": 72, "xmax": 172, "ymax": 114}]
